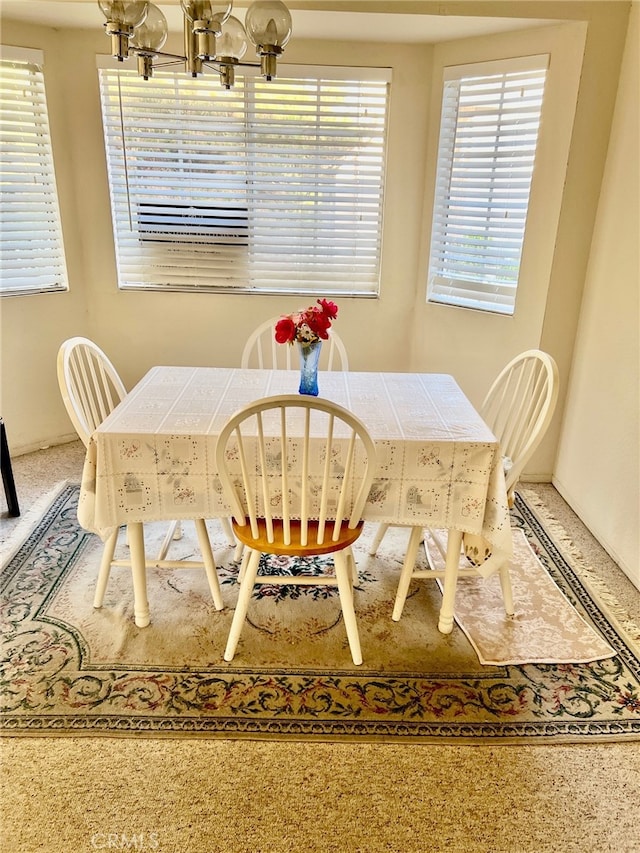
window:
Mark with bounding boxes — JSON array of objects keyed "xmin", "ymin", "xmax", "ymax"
[
  {"xmin": 427, "ymin": 56, "xmax": 548, "ymax": 315},
  {"xmin": 0, "ymin": 47, "xmax": 68, "ymax": 296},
  {"xmin": 98, "ymin": 64, "xmax": 390, "ymax": 296}
]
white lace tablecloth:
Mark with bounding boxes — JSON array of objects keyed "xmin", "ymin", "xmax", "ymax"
[{"xmin": 78, "ymin": 367, "xmax": 512, "ymax": 576}]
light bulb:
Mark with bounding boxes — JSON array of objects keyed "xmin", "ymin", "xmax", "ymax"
[
  {"xmin": 98, "ymin": 0, "xmax": 148, "ymax": 28},
  {"xmin": 180, "ymin": 0, "xmax": 232, "ymax": 60},
  {"xmin": 245, "ymin": 0, "xmax": 292, "ymax": 50},
  {"xmin": 216, "ymin": 16, "xmax": 248, "ymax": 89},
  {"xmin": 245, "ymin": 0, "xmax": 291, "ymax": 80},
  {"xmin": 180, "ymin": 1, "xmax": 232, "ymax": 29},
  {"xmin": 216, "ymin": 16, "xmax": 248, "ymax": 61},
  {"xmin": 130, "ymin": 2, "xmax": 167, "ymax": 53}
]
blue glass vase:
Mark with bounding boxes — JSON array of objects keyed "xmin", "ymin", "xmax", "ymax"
[{"xmin": 297, "ymin": 340, "xmax": 322, "ymax": 396}]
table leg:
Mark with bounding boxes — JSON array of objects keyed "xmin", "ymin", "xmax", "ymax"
[
  {"xmin": 437, "ymin": 529, "xmax": 463, "ymax": 634},
  {"xmin": 127, "ymin": 522, "xmax": 150, "ymax": 628}
]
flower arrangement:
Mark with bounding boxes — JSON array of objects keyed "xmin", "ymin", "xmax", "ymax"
[{"xmin": 274, "ymin": 299, "xmax": 339, "ymax": 346}]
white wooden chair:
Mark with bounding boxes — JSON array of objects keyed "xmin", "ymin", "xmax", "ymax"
[
  {"xmin": 370, "ymin": 349, "xmax": 560, "ymax": 623},
  {"xmin": 57, "ymin": 337, "xmax": 227, "ymax": 613},
  {"xmin": 241, "ymin": 317, "xmax": 349, "ymax": 371},
  {"xmin": 216, "ymin": 394, "xmax": 376, "ymax": 665}
]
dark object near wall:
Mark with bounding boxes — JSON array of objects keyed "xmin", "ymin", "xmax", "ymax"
[{"xmin": 1, "ymin": 418, "xmax": 20, "ymax": 517}]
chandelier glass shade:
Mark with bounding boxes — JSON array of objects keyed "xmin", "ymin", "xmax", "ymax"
[{"xmin": 98, "ymin": 0, "xmax": 292, "ymax": 86}]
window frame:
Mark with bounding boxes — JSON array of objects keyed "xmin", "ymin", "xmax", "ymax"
[
  {"xmin": 0, "ymin": 45, "xmax": 69, "ymax": 297},
  {"xmin": 97, "ymin": 59, "xmax": 391, "ymax": 298},
  {"xmin": 426, "ymin": 54, "xmax": 549, "ymax": 317}
]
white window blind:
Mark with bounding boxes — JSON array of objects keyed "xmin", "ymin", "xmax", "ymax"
[
  {"xmin": 427, "ymin": 56, "xmax": 548, "ymax": 315},
  {"xmin": 98, "ymin": 64, "xmax": 390, "ymax": 295},
  {"xmin": 0, "ymin": 47, "xmax": 68, "ymax": 296}
]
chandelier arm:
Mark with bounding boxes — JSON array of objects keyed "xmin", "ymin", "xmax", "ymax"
[
  {"xmin": 203, "ymin": 60, "xmax": 225, "ymax": 72},
  {"xmin": 200, "ymin": 60, "xmax": 262, "ymax": 71},
  {"xmin": 133, "ymin": 50, "xmax": 188, "ymax": 61},
  {"xmin": 145, "ymin": 59, "xmax": 188, "ymax": 68}
]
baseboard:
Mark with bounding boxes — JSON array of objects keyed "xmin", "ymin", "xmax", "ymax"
[
  {"xmin": 12, "ymin": 434, "xmax": 79, "ymax": 459},
  {"xmin": 519, "ymin": 474, "xmax": 553, "ymax": 484}
]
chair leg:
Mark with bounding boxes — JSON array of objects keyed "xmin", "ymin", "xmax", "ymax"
[
  {"xmin": 93, "ymin": 527, "xmax": 119, "ymax": 608},
  {"xmin": 334, "ymin": 551, "xmax": 362, "ymax": 665},
  {"xmin": 425, "ymin": 527, "xmax": 448, "ymax": 565},
  {"xmin": 499, "ymin": 561, "xmax": 515, "ymax": 616},
  {"xmin": 194, "ymin": 518, "xmax": 223, "ymax": 611},
  {"xmin": 156, "ymin": 520, "xmax": 181, "ymax": 561},
  {"xmin": 237, "ymin": 546, "xmax": 250, "ymax": 582},
  {"xmin": 345, "ymin": 546, "xmax": 358, "ymax": 586},
  {"xmin": 224, "ymin": 549, "xmax": 261, "ymax": 662},
  {"xmin": 220, "ymin": 517, "xmax": 237, "ymax": 548},
  {"xmin": 391, "ymin": 526, "xmax": 423, "ymax": 621},
  {"xmin": 368, "ymin": 522, "xmax": 389, "ymax": 556}
]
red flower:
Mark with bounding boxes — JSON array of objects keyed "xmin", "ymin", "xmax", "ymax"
[
  {"xmin": 274, "ymin": 298, "xmax": 339, "ymax": 345},
  {"xmin": 305, "ymin": 307, "xmax": 331, "ymax": 339},
  {"xmin": 318, "ymin": 298, "xmax": 338, "ymax": 319},
  {"xmin": 274, "ymin": 315, "xmax": 296, "ymax": 343}
]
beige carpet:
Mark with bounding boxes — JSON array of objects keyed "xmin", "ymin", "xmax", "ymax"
[{"xmin": 2, "ymin": 737, "xmax": 640, "ymax": 853}]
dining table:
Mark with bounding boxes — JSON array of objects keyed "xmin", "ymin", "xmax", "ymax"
[{"xmin": 78, "ymin": 366, "xmax": 513, "ymax": 632}]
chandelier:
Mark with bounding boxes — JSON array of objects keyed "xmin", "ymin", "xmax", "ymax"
[{"xmin": 98, "ymin": 0, "xmax": 293, "ymax": 87}]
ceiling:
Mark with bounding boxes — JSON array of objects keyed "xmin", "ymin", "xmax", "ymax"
[{"xmin": 1, "ymin": 1, "xmax": 556, "ymax": 44}]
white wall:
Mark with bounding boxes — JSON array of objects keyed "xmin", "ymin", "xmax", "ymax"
[{"xmin": 554, "ymin": 2, "xmax": 639, "ymax": 587}]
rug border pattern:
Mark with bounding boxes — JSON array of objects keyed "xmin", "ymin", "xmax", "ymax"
[
  {"xmin": 514, "ymin": 496, "xmax": 639, "ymax": 678},
  {"xmin": 1, "ymin": 485, "xmax": 639, "ymax": 742}
]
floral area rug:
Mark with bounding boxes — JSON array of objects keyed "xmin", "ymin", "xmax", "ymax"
[{"xmin": 1, "ymin": 483, "xmax": 639, "ymax": 742}]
